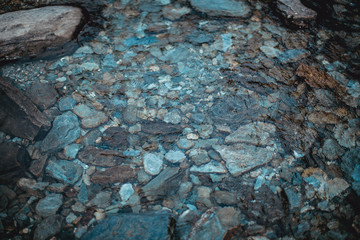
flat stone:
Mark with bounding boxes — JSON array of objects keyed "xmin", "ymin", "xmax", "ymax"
[
  {"xmin": 35, "ymin": 193, "xmax": 63, "ymax": 217},
  {"xmin": 189, "ymin": 0, "xmax": 251, "ymax": 18},
  {"xmin": 143, "ymin": 153, "xmax": 163, "ymax": 175},
  {"xmin": 213, "ymin": 144, "xmax": 277, "ymax": 177},
  {"xmin": 41, "ymin": 111, "xmax": 80, "ymax": 152},
  {"xmin": 45, "ymin": 160, "xmax": 82, "ymax": 185},
  {"xmin": 0, "ymin": 76, "xmax": 51, "ymax": 140},
  {"xmin": 0, "ymin": 142, "xmax": 31, "ymax": 184},
  {"xmin": 165, "ymin": 150, "xmax": 186, "ymax": 163},
  {"xmin": 73, "ymin": 104, "xmax": 108, "ymax": 128},
  {"xmin": 78, "ymin": 146, "xmax": 126, "ymax": 167},
  {"xmin": 58, "ymin": 96, "xmax": 76, "ymax": 111},
  {"xmin": 141, "ymin": 121, "xmax": 183, "ymax": 135},
  {"xmin": 225, "ymin": 122, "xmax": 277, "ymax": 146},
  {"xmin": 177, "ymin": 138, "xmax": 195, "ymax": 150},
  {"xmin": 0, "ymin": 6, "xmax": 83, "ymax": 61},
  {"xmin": 91, "ymin": 165, "xmax": 135, "ymax": 185},
  {"xmin": 189, "ymin": 149, "xmax": 210, "ymax": 166},
  {"xmin": 260, "ymin": 46, "xmax": 282, "ymax": 58},
  {"xmin": 119, "ymin": 183, "xmax": 134, "ymax": 201},
  {"xmin": 307, "ymin": 111, "xmax": 340, "ymax": 124},
  {"xmin": 276, "ymin": 0, "xmax": 317, "ymax": 28},
  {"xmin": 213, "ymin": 191, "xmax": 238, "ymax": 205},
  {"xmin": 190, "ymin": 161, "xmax": 227, "ymax": 174},
  {"xmin": 102, "ymin": 127, "xmax": 129, "ymax": 150},
  {"xmin": 81, "ymin": 213, "xmax": 174, "ymax": 240},
  {"xmin": 63, "ymin": 144, "xmax": 80, "ymax": 159},
  {"xmin": 142, "ymin": 167, "xmax": 180, "ymax": 200},
  {"xmin": 25, "ymin": 82, "xmax": 58, "ymax": 110},
  {"xmin": 87, "ymin": 191, "xmax": 112, "ymax": 209},
  {"xmin": 162, "ymin": 5, "xmax": 191, "ymax": 20},
  {"xmin": 33, "ymin": 215, "xmax": 63, "ymax": 240}
]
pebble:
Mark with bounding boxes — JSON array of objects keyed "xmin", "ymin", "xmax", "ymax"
[
  {"xmin": 165, "ymin": 150, "xmax": 186, "ymax": 163},
  {"xmin": 35, "ymin": 194, "xmax": 63, "ymax": 217},
  {"xmin": 119, "ymin": 183, "xmax": 134, "ymax": 201},
  {"xmin": 144, "ymin": 153, "xmax": 163, "ymax": 175}
]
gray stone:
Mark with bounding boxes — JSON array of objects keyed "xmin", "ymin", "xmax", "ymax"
[
  {"xmin": 165, "ymin": 150, "xmax": 186, "ymax": 163},
  {"xmin": 78, "ymin": 146, "xmax": 126, "ymax": 167},
  {"xmin": 260, "ymin": 46, "xmax": 282, "ymax": 58},
  {"xmin": 73, "ymin": 104, "xmax": 108, "ymax": 128},
  {"xmin": 41, "ymin": 111, "xmax": 81, "ymax": 152},
  {"xmin": 58, "ymin": 96, "xmax": 76, "ymax": 111},
  {"xmin": 25, "ymin": 82, "xmax": 58, "ymax": 110},
  {"xmin": 162, "ymin": 5, "xmax": 191, "ymax": 20},
  {"xmin": 144, "ymin": 153, "xmax": 163, "ymax": 175},
  {"xmin": 119, "ymin": 183, "xmax": 134, "ymax": 201},
  {"xmin": 322, "ymin": 139, "xmax": 345, "ymax": 160},
  {"xmin": 91, "ymin": 165, "xmax": 135, "ymax": 185},
  {"xmin": 189, "ymin": 0, "xmax": 251, "ymax": 17},
  {"xmin": 64, "ymin": 143, "xmax": 80, "ymax": 159},
  {"xmin": 0, "ymin": 76, "xmax": 51, "ymax": 140},
  {"xmin": 213, "ymin": 191, "xmax": 237, "ymax": 205},
  {"xmin": 87, "ymin": 191, "xmax": 112, "ymax": 209},
  {"xmin": 0, "ymin": 6, "xmax": 83, "ymax": 61},
  {"xmin": 177, "ymin": 138, "xmax": 195, "ymax": 150},
  {"xmin": 142, "ymin": 167, "xmax": 180, "ymax": 200},
  {"xmin": 81, "ymin": 213, "xmax": 174, "ymax": 240},
  {"xmin": 35, "ymin": 194, "xmax": 63, "ymax": 217},
  {"xmin": 80, "ymin": 62, "xmax": 100, "ymax": 71},
  {"xmin": 334, "ymin": 123, "xmax": 357, "ymax": 148},
  {"xmin": 33, "ymin": 215, "xmax": 63, "ymax": 240},
  {"xmin": 213, "ymin": 144, "xmax": 277, "ymax": 177},
  {"xmin": 190, "ymin": 161, "xmax": 226, "ymax": 174},
  {"xmin": 45, "ymin": 160, "xmax": 82, "ymax": 185},
  {"xmin": 189, "ymin": 149, "xmax": 210, "ymax": 166},
  {"xmin": 277, "ymin": 0, "xmax": 317, "ymax": 28}
]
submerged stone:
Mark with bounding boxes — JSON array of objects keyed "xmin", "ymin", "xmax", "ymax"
[
  {"xmin": 35, "ymin": 194, "xmax": 63, "ymax": 217},
  {"xmin": 33, "ymin": 215, "xmax": 63, "ymax": 240},
  {"xmin": 189, "ymin": 0, "xmax": 251, "ymax": 18},
  {"xmin": 144, "ymin": 153, "xmax": 163, "ymax": 175},
  {"xmin": 46, "ymin": 160, "xmax": 82, "ymax": 185}
]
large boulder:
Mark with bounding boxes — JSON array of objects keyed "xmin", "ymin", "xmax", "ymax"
[
  {"xmin": 0, "ymin": 76, "xmax": 51, "ymax": 140},
  {"xmin": 0, "ymin": 6, "xmax": 84, "ymax": 62}
]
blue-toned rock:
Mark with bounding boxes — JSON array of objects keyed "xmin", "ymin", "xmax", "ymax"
[
  {"xmin": 35, "ymin": 194, "xmax": 63, "ymax": 217},
  {"xmin": 45, "ymin": 160, "xmax": 82, "ymax": 185},
  {"xmin": 58, "ymin": 96, "xmax": 76, "ymax": 111},
  {"xmin": 124, "ymin": 36, "xmax": 157, "ymax": 47},
  {"xmin": 277, "ymin": 49, "xmax": 309, "ymax": 63},
  {"xmin": 189, "ymin": 0, "xmax": 251, "ymax": 17},
  {"xmin": 102, "ymin": 54, "xmax": 117, "ymax": 68},
  {"xmin": 41, "ymin": 111, "xmax": 81, "ymax": 152}
]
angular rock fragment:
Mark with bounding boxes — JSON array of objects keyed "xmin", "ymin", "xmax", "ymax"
[
  {"xmin": 0, "ymin": 76, "xmax": 51, "ymax": 140},
  {"xmin": 35, "ymin": 193, "xmax": 63, "ymax": 217},
  {"xmin": 33, "ymin": 215, "xmax": 63, "ymax": 240},
  {"xmin": 45, "ymin": 160, "xmax": 82, "ymax": 185},
  {"xmin": 102, "ymin": 127, "xmax": 129, "ymax": 150},
  {"xmin": 141, "ymin": 121, "xmax": 183, "ymax": 135},
  {"xmin": 0, "ymin": 6, "xmax": 84, "ymax": 62},
  {"xmin": 276, "ymin": 0, "xmax": 317, "ymax": 28},
  {"xmin": 25, "ymin": 82, "xmax": 58, "ymax": 111},
  {"xmin": 41, "ymin": 111, "xmax": 81, "ymax": 152},
  {"xmin": 0, "ymin": 142, "xmax": 31, "ymax": 184},
  {"xmin": 91, "ymin": 165, "xmax": 135, "ymax": 185},
  {"xmin": 82, "ymin": 213, "xmax": 175, "ymax": 240},
  {"xmin": 189, "ymin": 0, "xmax": 251, "ymax": 18},
  {"xmin": 78, "ymin": 146, "xmax": 126, "ymax": 167}
]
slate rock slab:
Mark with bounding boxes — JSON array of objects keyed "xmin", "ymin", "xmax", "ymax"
[
  {"xmin": 46, "ymin": 160, "xmax": 82, "ymax": 185},
  {"xmin": 78, "ymin": 146, "xmax": 126, "ymax": 167},
  {"xmin": 0, "ymin": 76, "xmax": 51, "ymax": 140},
  {"xmin": 82, "ymin": 212, "xmax": 175, "ymax": 240},
  {"xmin": 189, "ymin": 0, "xmax": 251, "ymax": 18},
  {"xmin": 91, "ymin": 165, "xmax": 135, "ymax": 185},
  {"xmin": 25, "ymin": 82, "xmax": 58, "ymax": 111},
  {"xmin": 0, "ymin": 142, "xmax": 31, "ymax": 184},
  {"xmin": 276, "ymin": 0, "xmax": 317, "ymax": 28},
  {"xmin": 102, "ymin": 127, "xmax": 129, "ymax": 150},
  {"xmin": 0, "ymin": 6, "xmax": 83, "ymax": 62},
  {"xmin": 41, "ymin": 111, "xmax": 81, "ymax": 152},
  {"xmin": 33, "ymin": 215, "xmax": 63, "ymax": 240},
  {"xmin": 141, "ymin": 121, "xmax": 183, "ymax": 135}
]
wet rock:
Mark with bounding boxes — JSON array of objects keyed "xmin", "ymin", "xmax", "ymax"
[
  {"xmin": 142, "ymin": 167, "xmax": 180, "ymax": 200},
  {"xmin": 29, "ymin": 154, "xmax": 47, "ymax": 177},
  {"xmin": 41, "ymin": 111, "xmax": 80, "ymax": 152},
  {"xmin": 0, "ymin": 76, "xmax": 51, "ymax": 140},
  {"xmin": 144, "ymin": 153, "xmax": 163, "ymax": 175},
  {"xmin": 0, "ymin": 6, "xmax": 83, "ymax": 62},
  {"xmin": 87, "ymin": 191, "xmax": 112, "ymax": 209},
  {"xmin": 196, "ymin": 186, "xmax": 212, "ymax": 208},
  {"xmin": 73, "ymin": 104, "xmax": 108, "ymax": 128},
  {"xmin": 45, "ymin": 160, "xmax": 82, "ymax": 185},
  {"xmin": 276, "ymin": 0, "xmax": 317, "ymax": 28},
  {"xmin": 162, "ymin": 5, "xmax": 191, "ymax": 20},
  {"xmin": 217, "ymin": 207, "xmax": 241, "ymax": 229},
  {"xmin": 189, "ymin": 149, "xmax": 210, "ymax": 166},
  {"xmin": 277, "ymin": 49, "xmax": 310, "ymax": 63},
  {"xmin": 25, "ymin": 82, "xmax": 58, "ymax": 111},
  {"xmin": 82, "ymin": 212, "xmax": 175, "ymax": 240},
  {"xmin": 307, "ymin": 111, "xmax": 340, "ymax": 124},
  {"xmin": 213, "ymin": 144, "xmax": 277, "ymax": 177},
  {"xmin": 64, "ymin": 143, "xmax": 80, "ymax": 159},
  {"xmin": 213, "ymin": 191, "xmax": 237, "ymax": 205},
  {"xmin": 334, "ymin": 123, "xmax": 357, "ymax": 148},
  {"xmin": 91, "ymin": 165, "xmax": 135, "ymax": 185},
  {"xmin": 58, "ymin": 96, "xmax": 76, "ymax": 111},
  {"xmin": 322, "ymin": 139, "xmax": 345, "ymax": 160},
  {"xmin": 190, "ymin": 161, "xmax": 227, "ymax": 174},
  {"xmin": 165, "ymin": 150, "xmax": 186, "ymax": 163},
  {"xmin": 119, "ymin": 183, "xmax": 134, "ymax": 201},
  {"xmin": 123, "ymin": 105, "xmax": 138, "ymax": 124},
  {"xmin": 225, "ymin": 122, "xmax": 277, "ymax": 146},
  {"xmin": 17, "ymin": 178, "xmax": 49, "ymax": 194},
  {"xmin": 33, "ymin": 215, "xmax": 63, "ymax": 240},
  {"xmin": 189, "ymin": 0, "xmax": 251, "ymax": 18},
  {"xmin": 102, "ymin": 127, "xmax": 129, "ymax": 150},
  {"xmin": 260, "ymin": 46, "xmax": 282, "ymax": 58},
  {"xmin": 78, "ymin": 146, "xmax": 126, "ymax": 167},
  {"xmin": 35, "ymin": 193, "xmax": 63, "ymax": 217},
  {"xmin": 142, "ymin": 121, "xmax": 183, "ymax": 135},
  {"xmin": 0, "ymin": 142, "xmax": 31, "ymax": 184},
  {"xmin": 177, "ymin": 138, "xmax": 195, "ymax": 150}
]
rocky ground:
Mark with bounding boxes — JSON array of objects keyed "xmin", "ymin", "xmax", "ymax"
[{"xmin": 0, "ymin": 0, "xmax": 360, "ymax": 239}]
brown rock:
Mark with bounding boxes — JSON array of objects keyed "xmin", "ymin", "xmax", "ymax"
[
  {"xmin": 0, "ymin": 6, "xmax": 83, "ymax": 62},
  {"xmin": 307, "ymin": 111, "xmax": 340, "ymax": 124},
  {"xmin": 0, "ymin": 142, "xmax": 31, "ymax": 184},
  {"xmin": 141, "ymin": 121, "xmax": 183, "ymax": 135},
  {"xmin": 0, "ymin": 76, "xmax": 51, "ymax": 140},
  {"xmin": 102, "ymin": 127, "xmax": 129, "ymax": 149},
  {"xmin": 296, "ymin": 63, "xmax": 339, "ymax": 89},
  {"xmin": 277, "ymin": 0, "xmax": 317, "ymax": 28},
  {"xmin": 91, "ymin": 165, "xmax": 135, "ymax": 185},
  {"xmin": 25, "ymin": 82, "xmax": 58, "ymax": 110},
  {"xmin": 78, "ymin": 146, "xmax": 126, "ymax": 167}
]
